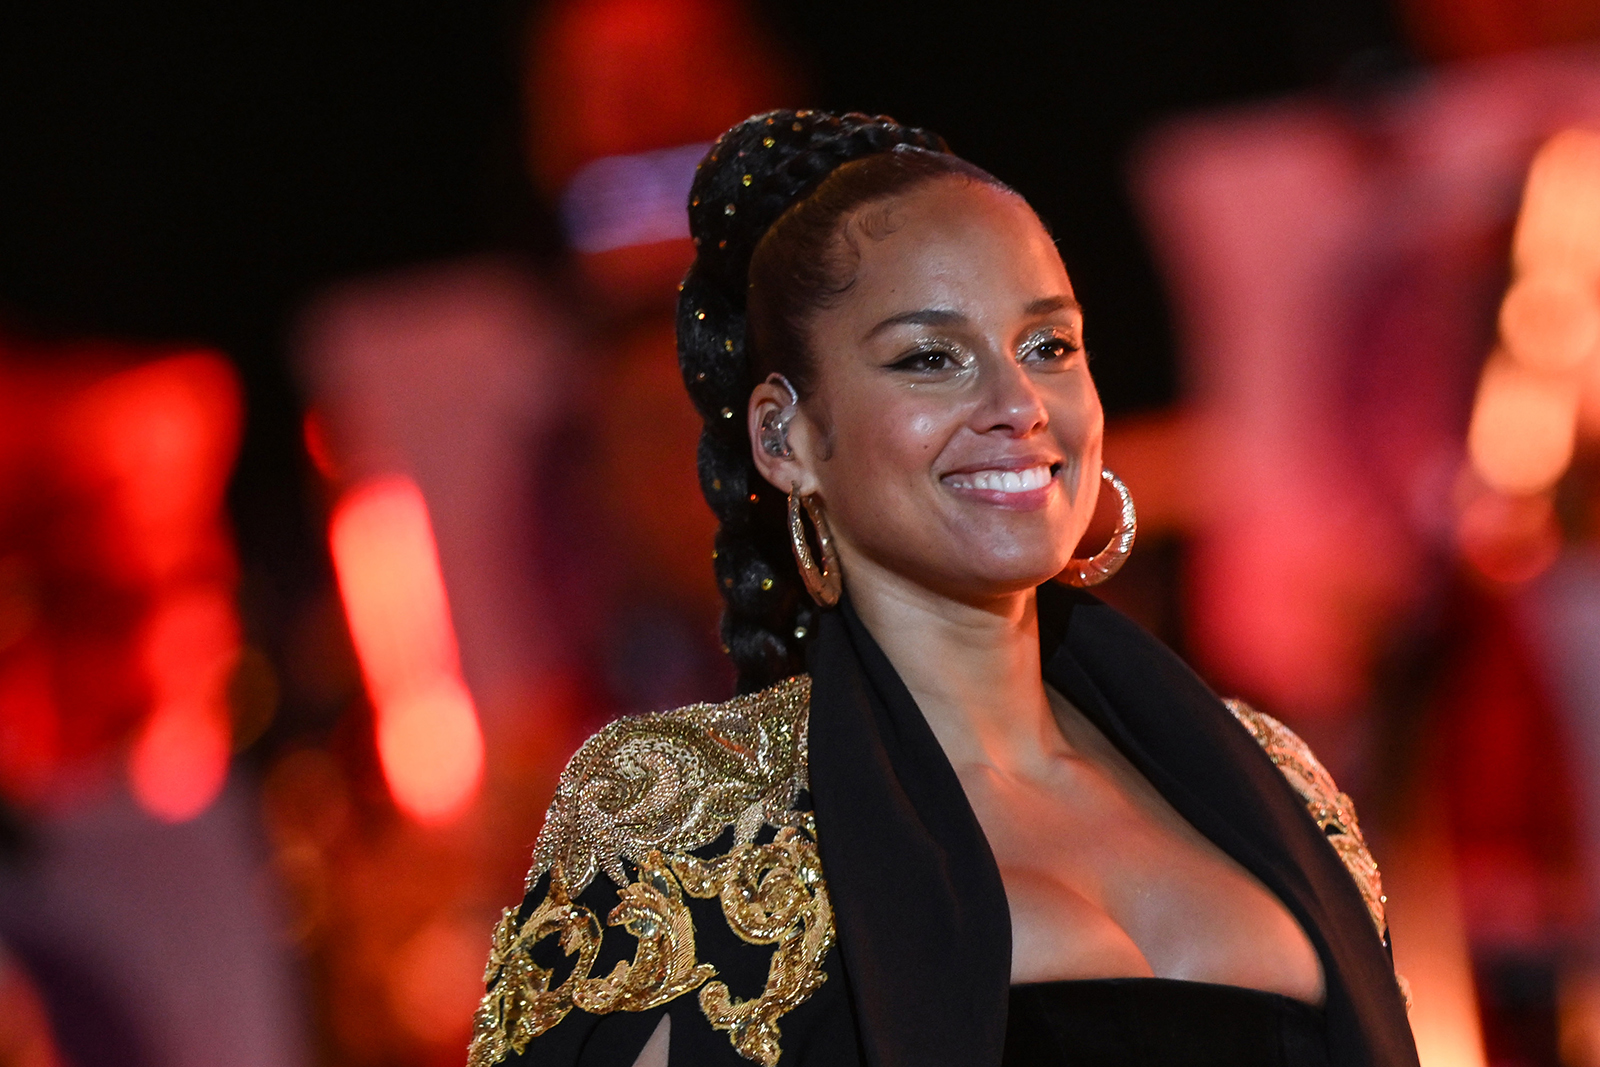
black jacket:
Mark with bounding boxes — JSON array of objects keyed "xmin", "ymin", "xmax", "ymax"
[{"xmin": 467, "ymin": 584, "xmax": 1418, "ymax": 1067}]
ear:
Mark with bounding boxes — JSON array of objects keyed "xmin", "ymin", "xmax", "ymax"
[{"xmin": 748, "ymin": 376, "xmax": 822, "ymax": 496}]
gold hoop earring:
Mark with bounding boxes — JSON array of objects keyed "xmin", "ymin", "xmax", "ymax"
[
  {"xmin": 789, "ymin": 483, "xmax": 842, "ymax": 606},
  {"xmin": 1060, "ymin": 468, "xmax": 1137, "ymax": 588}
]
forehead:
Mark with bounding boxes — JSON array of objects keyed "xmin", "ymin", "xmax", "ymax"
[{"xmin": 831, "ymin": 176, "xmax": 1073, "ymax": 327}]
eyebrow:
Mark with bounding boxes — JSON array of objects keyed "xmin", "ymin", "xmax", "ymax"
[
  {"xmin": 864, "ymin": 295, "xmax": 1081, "ymax": 340},
  {"xmin": 1025, "ymin": 295, "xmax": 1081, "ymax": 317},
  {"xmin": 864, "ymin": 308, "xmax": 965, "ymax": 340}
]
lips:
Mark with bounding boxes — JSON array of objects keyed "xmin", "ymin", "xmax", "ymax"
[{"xmin": 941, "ymin": 464, "xmax": 1055, "ymax": 493}]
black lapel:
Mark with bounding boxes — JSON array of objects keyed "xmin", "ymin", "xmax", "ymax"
[
  {"xmin": 805, "ymin": 598, "xmax": 1011, "ymax": 1067},
  {"xmin": 1036, "ymin": 582, "xmax": 1418, "ymax": 1067}
]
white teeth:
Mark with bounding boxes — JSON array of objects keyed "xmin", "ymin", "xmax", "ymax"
[{"xmin": 948, "ymin": 465, "xmax": 1052, "ymax": 493}]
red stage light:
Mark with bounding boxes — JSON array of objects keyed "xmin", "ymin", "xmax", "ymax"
[
  {"xmin": 0, "ymin": 344, "xmax": 244, "ymax": 818},
  {"xmin": 128, "ymin": 587, "xmax": 237, "ymax": 822},
  {"xmin": 328, "ymin": 475, "xmax": 483, "ymax": 823},
  {"xmin": 302, "ymin": 409, "xmax": 339, "ymax": 481},
  {"xmin": 58, "ymin": 353, "xmax": 242, "ymax": 586},
  {"xmin": 0, "ymin": 647, "xmax": 58, "ymax": 805}
]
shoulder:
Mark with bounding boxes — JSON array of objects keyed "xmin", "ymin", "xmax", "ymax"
[
  {"xmin": 469, "ymin": 675, "xmax": 833, "ymax": 1067},
  {"xmin": 1223, "ymin": 699, "xmax": 1392, "ymax": 947},
  {"xmin": 531, "ymin": 673, "xmax": 814, "ymax": 894}
]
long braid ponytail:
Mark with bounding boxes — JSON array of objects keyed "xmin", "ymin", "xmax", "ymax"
[{"xmin": 677, "ymin": 109, "xmax": 1001, "ymax": 693}]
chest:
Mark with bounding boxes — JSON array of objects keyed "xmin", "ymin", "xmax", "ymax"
[{"xmin": 960, "ymin": 749, "xmax": 1326, "ymax": 1002}]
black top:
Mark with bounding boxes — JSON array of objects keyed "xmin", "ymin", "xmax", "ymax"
[
  {"xmin": 808, "ymin": 584, "xmax": 1414, "ymax": 1067},
  {"xmin": 472, "ymin": 585, "xmax": 1417, "ymax": 1067},
  {"xmin": 1005, "ymin": 978, "xmax": 1329, "ymax": 1067}
]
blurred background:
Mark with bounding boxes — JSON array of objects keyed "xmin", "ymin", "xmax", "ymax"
[{"xmin": 2, "ymin": 0, "xmax": 1600, "ymax": 1064}]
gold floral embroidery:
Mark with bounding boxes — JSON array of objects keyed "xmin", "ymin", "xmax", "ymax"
[
  {"xmin": 533, "ymin": 675, "xmax": 812, "ymax": 893},
  {"xmin": 672, "ymin": 828, "xmax": 834, "ymax": 1066},
  {"xmin": 571, "ymin": 851, "xmax": 719, "ymax": 1015},
  {"xmin": 468, "ymin": 676, "xmax": 832, "ymax": 1066},
  {"xmin": 1226, "ymin": 699, "xmax": 1412, "ymax": 1011},
  {"xmin": 1225, "ymin": 698, "xmax": 1388, "ymax": 936},
  {"xmin": 468, "ymin": 880, "xmax": 603, "ymax": 1067}
]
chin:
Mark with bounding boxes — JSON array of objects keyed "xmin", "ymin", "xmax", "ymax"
[
  {"xmin": 939, "ymin": 547, "xmax": 1071, "ymax": 599},
  {"xmin": 948, "ymin": 519, "xmax": 1075, "ymax": 583}
]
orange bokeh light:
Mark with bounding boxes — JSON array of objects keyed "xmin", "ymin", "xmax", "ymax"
[
  {"xmin": 1462, "ymin": 127, "xmax": 1600, "ymax": 551},
  {"xmin": 387, "ymin": 915, "xmax": 488, "ymax": 1045},
  {"xmin": 328, "ymin": 475, "xmax": 483, "ymax": 823},
  {"xmin": 375, "ymin": 676, "xmax": 484, "ymax": 824},
  {"xmin": 1456, "ymin": 486, "xmax": 1563, "ymax": 586},
  {"xmin": 1581, "ymin": 348, "xmax": 1600, "ymax": 438},
  {"xmin": 1468, "ymin": 355, "xmax": 1579, "ymax": 495},
  {"xmin": 1499, "ymin": 272, "xmax": 1600, "ymax": 375},
  {"xmin": 1512, "ymin": 128, "xmax": 1600, "ymax": 283}
]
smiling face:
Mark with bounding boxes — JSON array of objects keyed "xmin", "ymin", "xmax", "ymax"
[{"xmin": 748, "ymin": 174, "xmax": 1104, "ymax": 605}]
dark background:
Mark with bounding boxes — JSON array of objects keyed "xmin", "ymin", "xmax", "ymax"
[{"xmin": 0, "ymin": 0, "xmax": 1413, "ymax": 661}]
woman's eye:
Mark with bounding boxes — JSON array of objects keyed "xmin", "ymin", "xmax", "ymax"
[
  {"xmin": 891, "ymin": 348, "xmax": 960, "ymax": 373},
  {"xmin": 1027, "ymin": 337, "xmax": 1082, "ymax": 363}
]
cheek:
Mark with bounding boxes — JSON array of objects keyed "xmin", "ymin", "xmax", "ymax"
[
  {"xmin": 839, "ymin": 395, "xmax": 950, "ymax": 473},
  {"xmin": 818, "ymin": 396, "xmax": 962, "ymax": 544},
  {"xmin": 906, "ymin": 411, "xmax": 942, "ymax": 454},
  {"xmin": 1044, "ymin": 379, "xmax": 1104, "ymax": 504},
  {"xmin": 1052, "ymin": 378, "xmax": 1104, "ymax": 452},
  {"xmin": 878, "ymin": 405, "xmax": 962, "ymax": 495},
  {"xmin": 1065, "ymin": 371, "xmax": 1104, "ymax": 426}
]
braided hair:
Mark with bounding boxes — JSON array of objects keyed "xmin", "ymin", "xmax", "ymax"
[{"xmin": 677, "ymin": 109, "xmax": 1008, "ymax": 694}]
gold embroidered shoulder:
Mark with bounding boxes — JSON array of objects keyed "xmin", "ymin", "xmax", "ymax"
[
  {"xmin": 1224, "ymin": 699, "xmax": 1391, "ymax": 937},
  {"xmin": 1224, "ymin": 699, "xmax": 1412, "ymax": 1008},
  {"xmin": 468, "ymin": 675, "xmax": 832, "ymax": 1067}
]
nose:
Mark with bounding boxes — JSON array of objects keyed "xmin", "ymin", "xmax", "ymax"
[{"xmin": 974, "ymin": 354, "xmax": 1049, "ymax": 436}]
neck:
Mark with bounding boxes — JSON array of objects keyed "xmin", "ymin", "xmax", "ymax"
[{"xmin": 844, "ymin": 559, "xmax": 1065, "ymax": 774}]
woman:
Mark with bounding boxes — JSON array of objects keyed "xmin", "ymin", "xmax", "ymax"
[{"xmin": 468, "ymin": 110, "xmax": 1417, "ymax": 1067}]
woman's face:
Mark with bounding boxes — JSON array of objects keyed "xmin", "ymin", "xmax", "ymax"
[{"xmin": 749, "ymin": 175, "xmax": 1104, "ymax": 604}]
